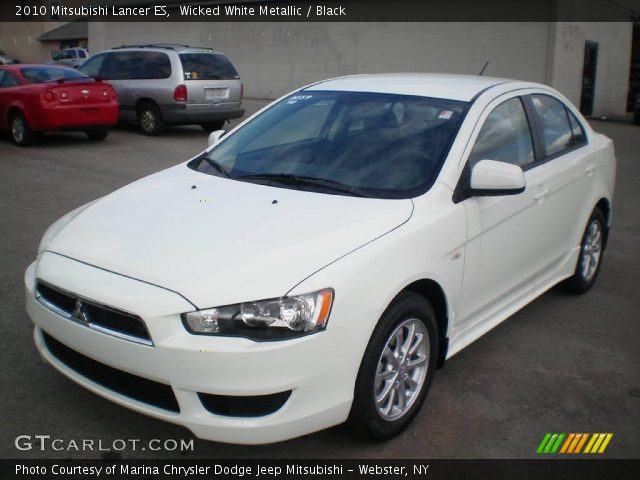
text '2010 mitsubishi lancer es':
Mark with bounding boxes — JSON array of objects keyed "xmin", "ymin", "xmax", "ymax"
[{"xmin": 25, "ymin": 73, "xmax": 616, "ymax": 444}]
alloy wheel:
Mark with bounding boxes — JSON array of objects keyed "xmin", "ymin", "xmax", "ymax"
[
  {"xmin": 140, "ymin": 110, "xmax": 156, "ymax": 133},
  {"xmin": 374, "ymin": 318, "xmax": 429, "ymax": 421},
  {"xmin": 581, "ymin": 219, "xmax": 602, "ymax": 282}
]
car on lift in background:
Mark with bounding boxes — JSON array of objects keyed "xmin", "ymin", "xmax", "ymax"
[{"xmin": 0, "ymin": 65, "xmax": 119, "ymax": 146}]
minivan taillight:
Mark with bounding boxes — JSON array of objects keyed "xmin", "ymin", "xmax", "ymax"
[{"xmin": 174, "ymin": 84, "xmax": 187, "ymax": 102}]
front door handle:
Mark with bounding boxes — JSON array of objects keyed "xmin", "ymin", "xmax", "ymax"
[{"xmin": 534, "ymin": 188, "xmax": 550, "ymax": 202}]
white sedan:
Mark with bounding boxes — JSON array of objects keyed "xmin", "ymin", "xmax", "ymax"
[{"xmin": 25, "ymin": 74, "xmax": 616, "ymax": 444}]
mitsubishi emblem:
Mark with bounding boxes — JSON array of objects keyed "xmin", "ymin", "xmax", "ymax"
[{"xmin": 72, "ymin": 299, "xmax": 89, "ymax": 323}]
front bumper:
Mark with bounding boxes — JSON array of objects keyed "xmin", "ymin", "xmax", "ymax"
[{"xmin": 25, "ymin": 253, "xmax": 362, "ymax": 444}]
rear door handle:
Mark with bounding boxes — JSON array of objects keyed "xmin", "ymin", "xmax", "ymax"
[
  {"xmin": 586, "ymin": 164, "xmax": 597, "ymax": 175},
  {"xmin": 534, "ymin": 188, "xmax": 550, "ymax": 201}
]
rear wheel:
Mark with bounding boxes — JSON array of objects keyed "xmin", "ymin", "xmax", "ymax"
[
  {"xmin": 138, "ymin": 103, "xmax": 165, "ymax": 136},
  {"xmin": 85, "ymin": 129, "xmax": 109, "ymax": 142},
  {"xmin": 562, "ymin": 208, "xmax": 606, "ymax": 294},
  {"xmin": 348, "ymin": 292, "xmax": 438, "ymax": 441},
  {"xmin": 10, "ymin": 112, "xmax": 34, "ymax": 146},
  {"xmin": 200, "ymin": 120, "xmax": 226, "ymax": 132}
]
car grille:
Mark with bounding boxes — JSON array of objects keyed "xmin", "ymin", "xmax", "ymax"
[
  {"xmin": 198, "ymin": 391, "xmax": 291, "ymax": 417},
  {"xmin": 36, "ymin": 281, "xmax": 152, "ymax": 346},
  {"xmin": 42, "ymin": 332, "xmax": 180, "ymax": 413}
]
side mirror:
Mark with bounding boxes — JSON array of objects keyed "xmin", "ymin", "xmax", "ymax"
[
  {"xmin": 208, "ymin": 129, "xmax": 226, "ymax": 147},
  {"xmin": 469, "ymin": 160, "xmax": 525, "ymax": 196}
]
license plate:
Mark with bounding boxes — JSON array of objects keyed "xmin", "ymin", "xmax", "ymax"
[
  {"xmin": 80, "ymin": 108, "xmax": 99, "ymax": 118},
  {"xmin": 205, "ymin": 88, "xmax": 229, "ymax": 101}
]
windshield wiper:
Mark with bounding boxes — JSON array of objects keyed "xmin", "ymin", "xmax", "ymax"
[
  {"xmin": 201, "ymin": 156, "xmax": 230, "ymax": 178},
  {"xmin": 234, "ymin": 173, "xmax": 366, "ymax": 197}
]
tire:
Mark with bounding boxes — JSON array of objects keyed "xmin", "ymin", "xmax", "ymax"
[
  {"xmin": 137, "ymin": 103, "xmax": 166, "ymax": 136},
  {"xmin": 85, "ymin": 129, "xmax": 109, "ymax": 142},
  {"xmin": 562, "ymin": 208, "xmax": 606, "ymax": 294},
  {"xmin": 10, "ymin": 111, "xmax": 34, "ymax": 146},
  {"xmin": 348, "ymin": 292, "xmax": 439, "ymax": 441},
  {"xmin": 200, "ymin": 120, "xmax": 226, "ymax": 133}
]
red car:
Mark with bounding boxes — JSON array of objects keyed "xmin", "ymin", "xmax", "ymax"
[{"xmin": 0, "ymin": 64, "xmax": 119, "ymax": 146}]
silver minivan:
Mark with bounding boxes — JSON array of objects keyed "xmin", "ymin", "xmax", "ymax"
[{"xmin": 78, "ymin": 44, "xmax": 245, "ymax": 135}]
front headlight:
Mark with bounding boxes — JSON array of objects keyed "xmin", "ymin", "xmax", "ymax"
[{"xmin": 182, "ymin": 289, "xmax": 334, "ymax": 341}]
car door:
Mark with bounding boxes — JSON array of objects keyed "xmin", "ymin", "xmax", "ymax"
[
  {"xmin": 101, "ymin": 52, "xmax": 134, "ymax": 120},
  {"xmin": 526, "ymin": 93, "xmax": 594, "ymax": 280},
  {"xmin": 0, "ymin": 70, "xmax": 22, "ymax": 129},
  {"xmin": 455, "ymin": 94, "xmax": 550, "ymax": 328}
]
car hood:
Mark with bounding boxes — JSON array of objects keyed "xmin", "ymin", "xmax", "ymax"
[{"xmin": 47, "ymin": 165, "xmax": 413, "ymax": 309}]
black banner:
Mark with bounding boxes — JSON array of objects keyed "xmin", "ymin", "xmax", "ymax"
[
  {"xmin": 2, "ymin": 459, "xmax": 640, "ymax": 480},
  {"xmin": 4, "ymin": 0, "xmax": 640, "ymax": 22}
]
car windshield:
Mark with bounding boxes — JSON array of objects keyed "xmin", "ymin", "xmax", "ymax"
[
  {"xmin": 191, "ymin": 91, "xmax": 467, "ymax": 198},
  {"xmin": 180, "ymin": 53, "xmax": 239, "ymax": 80},
  {"xmin": 21, "ymin": 67, "xmax": 90, "ymax": 84}
]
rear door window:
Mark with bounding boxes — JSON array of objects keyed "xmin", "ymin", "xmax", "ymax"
[
  {"xmin": 530, "ymin": 94, "xmax": 580, "ymax": 156},
  {"xmin": 103, "ymin": 51, "xmax": 171, "ymax": 80},
  {"xmin": 180, "ymin": 53, "xmax": 239, "ymax": 80},
  {"xmin": 0, "ymin": 70, "xmax": 20, "ymax": 87}
]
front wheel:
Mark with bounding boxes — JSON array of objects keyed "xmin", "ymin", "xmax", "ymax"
[
  {"xmin": 348, "ymin": 292, "xmax": 438, "ymax": 441},
  {"xmin": 10, "ymin": 112, "xmax": 34, "ymax": 146},
  {"xmin": 562, "ymin": 208, "xmax": 606, "ymax": 294}
]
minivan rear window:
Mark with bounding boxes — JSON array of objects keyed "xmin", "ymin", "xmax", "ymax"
[{"xmin": 179, "ymin": 53, "xmax": 239, "ymax": 80}]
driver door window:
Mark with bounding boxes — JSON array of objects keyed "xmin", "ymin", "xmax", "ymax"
[{"xmin": 468, "ymin": 97, "xmax": 535, "ymax": 168}]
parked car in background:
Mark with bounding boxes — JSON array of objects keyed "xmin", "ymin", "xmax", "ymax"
[
  {"xmin": 26, "ymin": 74, "xmax": 616, "ymax": 443},
  {"xmin": 78, "ymin": 44, "xmax": 245, "ymax": 135},
  {"xmin": 49, "ymin": 48, "xmax": 89, "ymax": 68},
  {"xmin": 0, "ymin": 49, "xmax": 19, "ymax": 65},
  {"xmin": 0, "ymin": 65, "xmax": 118, "ymax": 146}
]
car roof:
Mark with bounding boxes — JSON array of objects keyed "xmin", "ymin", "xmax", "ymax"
[
  {"xmin": 108, "ymin": 44, "xmax": 224, "ymax": 55},
  {"xmin": 305, "ymin": 73, "xmax": 529, "ymax": 102}
]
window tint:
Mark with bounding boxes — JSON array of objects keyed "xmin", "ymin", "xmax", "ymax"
[
  {"xmin": 78, "ymin": 54, "xmax": 106, "ymax": 77},
  {"xmin": 79, "ymin": 50, "xmax": 87, "ymax": 58},
  {"xmin": 196, "ymin": 91, "xmax": 468, "ymax": 199},
  {"xmin": 245, "ymin": 98, "xmax": 335, "ymax": 151},
  {"xmin": 468, "ymin": 97, "xmax": 534, "ymax": 168},
  {"xmin": 21, "ymin": 67, "xmax": 88, "ymax": 83},
  {"xmin": 531, "ymin": 94, "xmax": 574, "ymax": 156},
  {"xmin": 180, "ymin": 53, "xmax": 239, "ymax": 80},
  {"xmin": 60, "ymin": 49, "xmax": 76, "ymax": 59},
  {"xmin": 103, "ymin": 51, "xmax": 171, "ymax": 80},
  {"xmin": 567, "ymin": 109, "xmax": 587, "ymax": 146},
  {"xmin": 0, "ymin": 70, "xmax": 20, "ymax": 87}
]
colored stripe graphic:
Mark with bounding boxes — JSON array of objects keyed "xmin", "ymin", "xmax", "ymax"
[
  {"xmin": 537, "ymin": 433, "xmax": 565, "ymax": 454},
  {"xmin": 538, "ymin": 433, "xmax": 613, "ymax": 454},
  {"xmin": 584, "ymin": 433, "xmax": 613, "ymax": 454}
]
